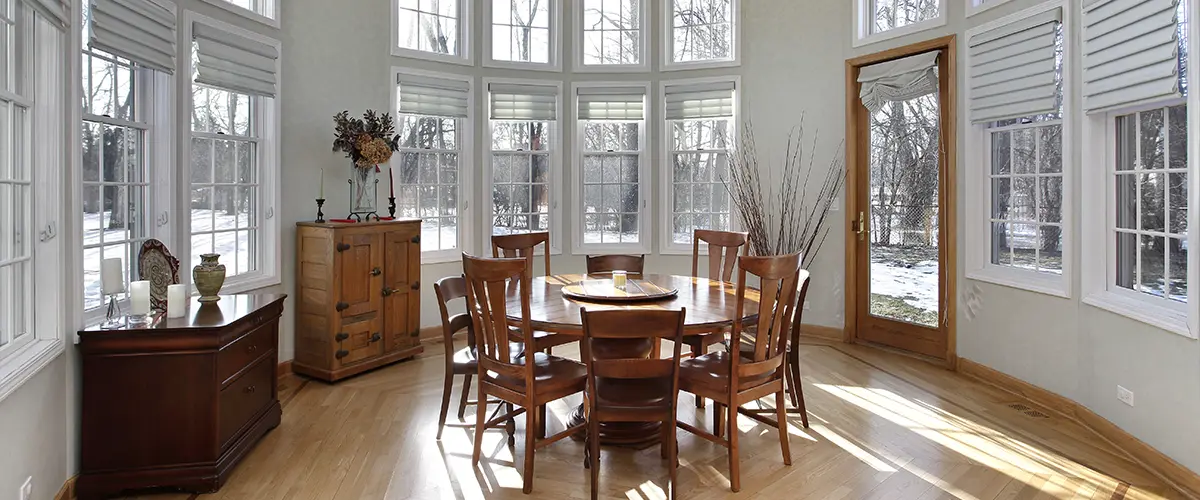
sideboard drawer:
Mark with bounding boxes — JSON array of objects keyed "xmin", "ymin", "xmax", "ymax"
[
  {"xmin": 218, "ymin": 322, "xmax": 274, "ymax": 386},
  {"xmin": 219, "ymin": 356, "xmax": 274, "ymax": 448}
]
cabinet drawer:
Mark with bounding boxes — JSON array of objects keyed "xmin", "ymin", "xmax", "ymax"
[
  {"xmin": 219, "ymin": 356, "xmax": 274, "ymax": 448},
  {"xmin": 218, "ymin": 323, "xmax": 274, "ymax": 386},
  {"xmin": 336, "ymin": 317, "xmax": 384, "ymax": 367}
]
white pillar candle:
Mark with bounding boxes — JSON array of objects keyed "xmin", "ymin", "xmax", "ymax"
[
  {"xmin": 101, "ymin": 258, "xmax": 125, "ymax": 295},
  {"xmin": 129, "ymin": 280, "xmax": 151, "ymax": 316},
  {"xmin": 166, "ymin": 284, "xmax": 187, "ymax": 318}
]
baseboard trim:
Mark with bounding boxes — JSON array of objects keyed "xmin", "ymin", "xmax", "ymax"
[
  {"xmin": 55, "ymin": 475, "xmax": 75, "ymax": 500},
  {"xmin": 958, "ymin": 358, "xmax": 1200, "ymax": 499},
  {"xmin": 277, "ymin": 360, "xmax": 292, "ymax": 379},
  {"xmin": 799, "ymin": 324, "xmax": 845, "ymax": 342}
]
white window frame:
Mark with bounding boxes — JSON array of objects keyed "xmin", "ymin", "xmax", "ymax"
[
  {"xmin": 390, "ymin": 66, "xmax": 474, "ymax": 264},
  {"xmin": 483, "ymin": 77, "xmax": 563, "ymax": 254},
  {"xmin": 965, "ymin": 0, "xmax": 1072, "ymax": 298},
  {"xmin": 853, "ymin": 0, "xmax": 947, "ymax": 48},
  {"xmin": 1, "ymin": 3, "xmax": 67, "ymax": 403},
  {"xmin": 658, "ymin": 75, "xmax": 740, "ymax": 255},
  {"xmin": 1080, "ymin": 0, "xmax": 1200, "ymax": 339},
  {"xmin": 483, "ymin": 0, "xmax": 562, "ymax": 71},
  {"xmin": 966, "ymin": 0, "xmax": 1015, "ymax": 18},
  {"xmin": 197, "ymin": 0, "xmax": 279, "ymax": 29},
  {"xmin": 662, "ymin": 0, "xmax": 741, "ymax": 71},
  {"xmin": 571, "ymin": 81, "xmax": 651, "ymax": 254},
  {"xmin": 78, "ymin": 48, "xmax": 175, "ymax": 326},
  {"xmin": 391, "ymin": 0, "xmax": 473, "ymax": 66},
  {"xmin": 181, "ymin": 13, "xmax": 282, "ymax": 296},
  {"xmin": 572, "ymin": 0, "xmax": 649, "ymax": 73}
]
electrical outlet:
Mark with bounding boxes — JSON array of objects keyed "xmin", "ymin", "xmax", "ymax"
[
  {"xmin": 19, "ymin": 476, "xmax": 31, "ymax": 500},
  {"xmin": 831, "ymin": 196, "xmax": 841, "ymax": 211},
  {"xmin": 803, "ymin": 300, "xmax": 811, "ymax": 311},
  {"xmin": 1117, "ymin": 385, "xmax": 1135, "ymax": 407}
]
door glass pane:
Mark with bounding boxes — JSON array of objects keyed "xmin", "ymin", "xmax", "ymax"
[{"xmin": 867, "ymin": 93, "xmax": 940, "ymax": 327}]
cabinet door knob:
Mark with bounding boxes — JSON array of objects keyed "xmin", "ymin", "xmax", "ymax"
[
  {"xmin": 336, "ymin": 242, "xmax": 351, "ymax": 252},
  {"xmin": 370, "ymin": 267, "xmax": 382, "ymax": 276},
  {"xmin": 335, "ymin": 332, "xmax": 349, "ymax": 342},
  {"xmin": 246, "ymin": 344, "xmax": 257, "ymax": 354},
  {"xmin": 336, "ymin": 302, "xmax": 349, "ymax": 312},
  {"xmin": 370, "ymin": 332, "xmax": 382, "ymax": 343},
  {"xmin": 381, "ymin": 287, "xmax": 394, "ymax": 297}
]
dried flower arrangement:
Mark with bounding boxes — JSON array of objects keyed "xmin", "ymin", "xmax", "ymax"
[{"xmin": 332, "ymin": 110, "xmax": 401, "ymax": 169}]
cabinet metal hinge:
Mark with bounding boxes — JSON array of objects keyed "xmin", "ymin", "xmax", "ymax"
[
  {"xmin": 411, "ymin": 234, "xmax": 421, "ymax": 244},
  {"xmin": 411, "ymin": 281, "xmax": 420, "ymax": 290},
  {"xmin": 335, "ymin": 332, "xmax": 349, "ymax": 342},
  {"xmin": 335, "ymin": 301, "xmax": 350, "ymax": 312},
  {"xmin": 336, "ymin": 242, "xmax": 351, "ymax": 252},
  {"xmin": 409, "ymin": 330, "xmax": 419, "ymax": 338},
  {"xmin": 335, "ymin": 349, "xmax": 349, "ymax": 359}
]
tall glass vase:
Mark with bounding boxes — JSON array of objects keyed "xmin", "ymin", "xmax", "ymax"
[{"xmin": 349, "ymin": 164, "xmax": 379, "ymax": 220}]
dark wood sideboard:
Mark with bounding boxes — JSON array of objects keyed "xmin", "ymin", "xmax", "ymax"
[{"xmin": 77, "ymin": 294, "xmax": 287, "ymax": 499}]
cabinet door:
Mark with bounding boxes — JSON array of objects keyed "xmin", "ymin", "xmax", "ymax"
[
  {"xmin": 335, "ymin": 316, "xmax": 384, "ymax": 367},
  {"xmin": 337, "ymin": 232, "xmax": 382, "ymax": 318},
  {"xmin": 383, "ymin": 226, "xmax": 421, "ymax": 352}
]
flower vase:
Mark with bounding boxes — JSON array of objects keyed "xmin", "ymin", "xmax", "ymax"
[
  {"xmin": 193, "ymin": 253, "xmax": 226, "ymax": 302},
  {"xmin": 350, "ymin": 164, "xmax": 379, "ymax": 219}
]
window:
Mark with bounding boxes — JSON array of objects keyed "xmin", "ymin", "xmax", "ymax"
[
  {"xmin": 665, "ymin": 0, "xmax": 738, "ymax": 68},
  {"xmin": 189, "ymin": 85, "xmax": 261, "ymax": 281},
  {"xmin": 486, "ymin": 0, "xmax": 558, "ymax": 69},
  {"xmin": 487, "ymin": 81, "xmax": 560, "ymax": 247},
  {"xmin": 662, "ymin": 79, "xmax": 737, "ymax": 251},
  {"xmin": 854, "ymin": 0, "xmax": 945, "ymax": 47},
  {"xmin": 199, "ymin": 0, "xmax": 278, "ymax": 25},
  {"xmin": 574, "ymin": 84, "xmax": 648, "ymax": 251},
  {"xmin": 987, "ymin": 120, "xmax": 1064, "ymax": 276},
  {"xmin": 393, "ymin": 69, "xmax": 471, "ymax": 261},
  {"xmin": 967, "ymin": 0, "xmax": 1013, "ymax": 17},
  {"xmin": 576, "ymin": 0, "xmax": 646, "ymax": 70},
  {"xmin": 394, "ymin": 0, "xmax": 469, "ymax": 63},
  {"xmin": 0, "ymin": 0, "xmax": 33, "ymax": 361}
]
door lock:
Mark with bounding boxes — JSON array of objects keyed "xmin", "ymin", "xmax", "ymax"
[{"xmin": 852, "ymin": 211, "xmax": 869, "ymax": 241}]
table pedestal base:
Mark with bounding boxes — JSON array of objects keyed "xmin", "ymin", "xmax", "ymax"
[{"xmin": 568, "ymin": 405, "xmax": 663, "ymax": 450}]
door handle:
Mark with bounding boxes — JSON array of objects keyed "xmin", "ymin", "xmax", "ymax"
[
  {"xmin": 852, "ymin": 211, "xmax": 869, "ymax": 241},
  {"xmin": 382, "ymin": 287, "xmax": 395, "ymax": 297},
  {"xmin": 370, "ymin": 267, "xmax": 382, "ymax": 276}
]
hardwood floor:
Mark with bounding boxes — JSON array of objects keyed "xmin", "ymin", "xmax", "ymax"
[{"xmin": 118, "ymin": 339, "xmax": 1185, "ymax": 500}]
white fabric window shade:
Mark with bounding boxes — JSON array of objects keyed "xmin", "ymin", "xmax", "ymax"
[
  {"xmin": 193, "ymin": 23, "xmax": 279, "ymax": 98},
  {"xmin": 858, "ymin": 51, "xmax": 940, "ymax": 114},
  {"xmin": 577, "ymin": 87, "xmax": 645, "ymax": 121},
  {"xmin": 397, "ymin": 74, "xmax": 470, "ymax": 118},
  {"xmin": 90, "ymin": 0, "xmax": 176, "ymax": 73},
  {"xmin": 21, "ymin": 0, "xmax": 68, "ymax": 29},
  {"xmin": 664, "ymin": 81, "xmax": 735, "ymax": 120},
  {"xmin": 489, "ymin": 83, "xmax": 559, "ymax": 121},
  {"xmin": 1083, "ymin": 0, "xmax": 1184, "ymax": 113},
  {"xmin": 969, "ymin": 8, "xmax": 1062, "ymax": 123}
]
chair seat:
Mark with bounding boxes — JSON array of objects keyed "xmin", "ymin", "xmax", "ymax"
[
  {"xmin": 492, "ymin": 352, "xmax": 587, "ymax": 397},
  {"xmin": 680, "ymin": 351, "xmax": 773, "ymax": 396},
  {"xmin": 595, "ymin": 376, "xmax": 672, "ymax": 409}
]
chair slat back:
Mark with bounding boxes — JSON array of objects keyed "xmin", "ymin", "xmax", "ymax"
[
  {"xmin": 434, "ymin": 276, "xmax": 475, "ymax": 348},
  {"xmin": 491, "ymin": 232, "xmax": 551, "ymax": 278},
  {"xmin": 691, "ymin": 229, "xmax": 749, "ymax": 282},
  {"xmin": 733, "ymin": 253, "xmax": 802, "ymax": 382},
  {"xmin": 585, "ymin": 254, "xmax": 645, "ymax": 275},
  {"xmin": 581, "ymin": 308, "xmax": 686, "ymax": 390},
  {"xmin": 462, "ymin": 253, "xmax": 532, "ymax": 381}
]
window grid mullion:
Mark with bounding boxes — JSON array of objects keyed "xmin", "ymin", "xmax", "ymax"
[
  {"xmin": 1034, "ymin": 127, "xmax": 1042, "ymax": 270},
  {"xmin": 1135, "ymin": 112, "xmax": 1143, "ymax": 293}
]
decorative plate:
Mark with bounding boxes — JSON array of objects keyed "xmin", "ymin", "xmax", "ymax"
[
  {"xmin": 138, "ymin": 239, "xmax": 180, "ymax": 312},
  {"xmin": 561, "ymin": 279, "xmax": 679, "ymax": 303}
]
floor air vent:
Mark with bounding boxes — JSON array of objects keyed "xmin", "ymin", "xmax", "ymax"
[{"xmin": 1006, "ymin": 403, "xmax": 1050, "ymax": 419}]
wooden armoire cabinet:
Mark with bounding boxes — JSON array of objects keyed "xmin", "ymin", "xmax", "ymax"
[{"xmin": 294, "ymin": 219, "xmax": 423, "ymax": 381}]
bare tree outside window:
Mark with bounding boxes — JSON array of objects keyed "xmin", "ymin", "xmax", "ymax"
[
  {"xmin": 395, "ymin": 115, "xmax": 460, "ymax": 251},
  {"xmin": 670, "ymin": 118, "xmax": 733, "ymax": 244},
  {"xmin": 582, "ymin": 0, "xmax": 641, "ymax": 65},
  {"xmin": 871, "ymin": 0, "xmax": 939, "ymax": 34},
  {"xmin": 492, "ymin": 0, "xmax": 551, "ymax": 64},
  {"xmin": 397, "ymin": 0, "xmax": 460, "ymax": 56},
  {"xmin": 492, "ymin": 121, "xmax": 552, "ymax": 234},
  {"xmin": 582, "ymin": 122, "xmax": 641, "ymax": 244},
  {"xmin": 671, "ymin": 0, "xmax": 733, "ymax": 63}
]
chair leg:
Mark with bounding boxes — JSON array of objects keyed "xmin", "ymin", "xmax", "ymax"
[
  {"xmin": 457, "ymin": 372, "xmax": 473, "ymax": 420},
  {"xmin": 667, "ymin": 418, "xmax": 679, "ymax": 500},
  {"xmin": 471, "ymin": 381, "xmax": 487, "ymax": 465},
  {"xmin": 659, "ymin": 424, "xmax": 669, "ymax": 460},
  {"xmin": 727, "ymin": 404, "xmax": 740, "ymax": 493},
  {"xmin": 537, "ymin": 404, "xmax": 547, "ymax": 439},
  {"xmin": 775, "ymin": 390, "xmax": 792, "ymax": 466},
  {"xmin": 589, "ymin": 416, "xmax": 601, "ymax": 500},
  {"xmin": 712, "ymin": 402, "xmax": 724, "ymax": 438},
  {"xmin": 522, "ymin": 406, "xmax": 538, "ymax": 494},
  {"xmin": 506, "ymin": 403, "xmax": 516, "ymax": 447},
  {"xmin": 795, "ymin": 377, "xmax": 810, "ymax": 429},
  {"xmin": 784, "ymin": 358, "xmax": 798, "ymax": 408},
  {"xmin": 436, "ymin": 372, "xmax": 454, "ymax": 440},
  {"xmin": 695, "ymin": 394, "xmax": 706, "ymax": 409}
]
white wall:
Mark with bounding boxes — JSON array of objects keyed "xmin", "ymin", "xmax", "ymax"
[{"xmin": 0, "ymin": 356, "xmax": 67, "ymax": 500}]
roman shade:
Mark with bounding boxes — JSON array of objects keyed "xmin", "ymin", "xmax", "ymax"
[
  {"xmin": 90, "ymin": 0, "xmax": 176, "ymax": 73},
  {"xmin": 1083, "ymin": 0, "xmax": 1184, "ymax": 113},
  {"xmin": 664, "ymin": 81, "xmax": 735, "ymax": 120},
  {"xmin": 397, "ymin": 73, "xmax": 470, "ymax": 118},
  {"xmin": 858, "ymin": 51, "xmax": 940, "ymax": 114},
  {"xmin": 577, "ymin": 87, "xmax": 645, "ymax": 121},
  {"xmin": 193, "ymin": 22, "xmax": 279, "ymax": 98},
  {"xmin": 22, "ymin": 0, "xmax": 68, "ymax": 29},
  {"xmin": 489, "ymin": 83, "xmax": 558, "ymax": 121},
  {"xmin": 969, "ymin": 8, "xmax": 1062, "ymax": 123}
]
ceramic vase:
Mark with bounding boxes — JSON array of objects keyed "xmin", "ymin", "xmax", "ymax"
[{"xmin": 193, "ymin": 253, "xmax": 226, "ymax": 302}]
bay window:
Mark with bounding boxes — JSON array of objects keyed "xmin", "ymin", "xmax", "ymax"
[
  {"xmin": 576, "ymin": 0, "xmax": 647, "ymax": 71},
  {"xmin": 854, "ymin": 0, "xmax": 946, "ymax": 47},
  {"xmin": 393, "ymin": 69, "xmax": 471, "ymax": 261},
  {"xmin": 394, "ymin": 0, "xmax": 470, "ymax": 63},
  {"xmin": 486, "ymin": 0, "xmax": 559, "ymax": 69},
  {"xmin": 664, "ymin": 0, "xmax": 738, "ymax": 68},
  {"xmin": 573, "ymin": 84, "xmax": 648, "ymax": 252},
  {"xmin": 661, "ymin": 78, "xmax": 736, "ymax": 251},
  {"xmin": 486, "ymin": 80, "xmax": 560, "ymax": 249}
]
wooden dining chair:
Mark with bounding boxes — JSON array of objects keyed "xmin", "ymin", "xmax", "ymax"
[
  {"xmin": 585, "ymin": 254, "xmax": 645, "ymax": 275},
  {"xmin": 736, "ymin": 269, "xmax": 812, "ymax": 429},
  {"xmin": 462, "ymin": 253, "xmax": 587, "ymax": 495},
  {"xmin": 685, "ymin": 229, "xmax": 748, "ymax": 408},
  {"xmin": 491, "ymin": 232, "xmax": 575, "ymax": 354},
  {"xmin": 433, "ymin": 276, "xmax": 517, "ymax": 440},
  {"xmin": 580, "ymin": 308, "xmax": 686, "ymax": 500},
  {"xmin": 677, "ymin": 253, "xmax": 802, "ymax": 493}
]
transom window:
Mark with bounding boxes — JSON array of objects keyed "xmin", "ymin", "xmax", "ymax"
[
  {"xmin": 204, "ymin": 0, "xmax": 277, "ymax": 22},
  {"xmin": 870, "ymin": 0, "xmax": 940, "ymax": 34},
  {"xmin": 581, "ymin": 0, "xmax": 642, "ymax": 66},
  {"xmin": 395, "ymin": 0, "xmax": 463, "ymax": 58},
  {"xmin": 190, "ymin": 85, "xmax": 261, "ymax": 279},
  {"xmin": 0, "ymin": 0, "xmax": 31, "ymax": 357},
  {"xmin": 668, "ymin": 0, "xmax": 735, "ymax": 65},
  {"xmin": 489, "ymin": 0, "xmax": 554, "ymax": 65}
]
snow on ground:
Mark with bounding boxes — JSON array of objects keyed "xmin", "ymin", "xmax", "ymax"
[{"xmin": 870, "ymin": 246, "xmax": 939, "ymax": 314}]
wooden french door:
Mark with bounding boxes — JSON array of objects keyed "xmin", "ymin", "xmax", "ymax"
[{"xmin": 845, "ymin": 37, "xmax": 957, "ymax": 366}]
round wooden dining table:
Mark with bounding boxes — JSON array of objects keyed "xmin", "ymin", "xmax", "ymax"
[{"xmin": 506, "ymin": 273, "xmax": 760, "ymax": 448}]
